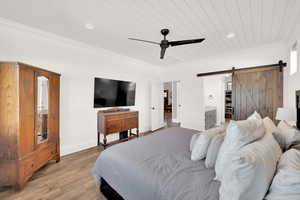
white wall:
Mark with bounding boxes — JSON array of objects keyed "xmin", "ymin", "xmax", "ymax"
[
  {"xmin": 0, "ymin": 19, "xmax": 161, "ymax": 156},
  {"xmin": 284, "ymin": 38, "xmax": 300, "ymax": 111},
  {"xmin": 162, "ymin": 42, "xmax": 288, "ymax": 131}
]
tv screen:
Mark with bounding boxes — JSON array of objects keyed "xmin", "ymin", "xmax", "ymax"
[{"xmin": 94, "ymin": 77, "xmax": 136, "ymax": 108}]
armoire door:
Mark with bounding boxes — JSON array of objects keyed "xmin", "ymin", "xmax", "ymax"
[
  {"xmin": 49, "ymin": 74, "xmax": 60, "ymax": 158},
  {"xmin": 19, "ymin": 65, "xmax": 35, "ymax": 157},
  {"xmin": 232, "ymin": 67, "xmax": 283, "ymax": 122}
]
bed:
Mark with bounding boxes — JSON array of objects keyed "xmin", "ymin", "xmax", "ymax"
[{"xmin": 92, "ymin": 127, "xmax": 220, "ymax": 200}]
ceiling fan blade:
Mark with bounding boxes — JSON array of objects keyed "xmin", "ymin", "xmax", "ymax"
[
  {"xmin": 160, "ymin": 47, "xmax": 167, "ymax": 59},
  {"xmin": 169, "ymin": 38, "xmax": 205, "ymax": 47},
  {"xmin": 128, "ymin": 38, "xmax": 160, "ymax": 45}
]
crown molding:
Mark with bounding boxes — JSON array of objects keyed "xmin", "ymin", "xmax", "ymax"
[{"xmin": 0, "ymin": 17, "xmax": 162, "ymax": 69}]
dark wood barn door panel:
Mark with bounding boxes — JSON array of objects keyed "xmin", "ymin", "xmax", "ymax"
[{"xmin": 232, "ymin": 67, "xmax": 283, "ymax": 122}]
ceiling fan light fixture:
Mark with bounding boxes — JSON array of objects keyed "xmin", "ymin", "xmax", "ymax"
[
  {"xmin": 85, "ymin": 23, "xmax": 95, "ymax": 30},
  {"xmin": 226, "ymin": 32, "xmax": 235, "ymax": 39},
  {"xmin": 129, "ymin": 28, "xmax": 205, "ymax": 59}
]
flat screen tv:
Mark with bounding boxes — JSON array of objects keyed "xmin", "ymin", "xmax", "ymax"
[{"xmin": 94, "ymin": 77, "xmax": 136, "ymax": 108}]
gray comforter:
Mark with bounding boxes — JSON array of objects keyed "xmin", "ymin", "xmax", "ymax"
[{"xmin": 92, "ymin": 127, "xmax": 220, "ymax": 200}]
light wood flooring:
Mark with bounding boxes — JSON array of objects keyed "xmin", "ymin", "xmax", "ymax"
[
  {"xmin": 164, "ymin": 111, "xmax": 180, "ymax": 128},
  {"xmin": 0, "ymin": 147, "xmax": 106, "ymax": 200}
]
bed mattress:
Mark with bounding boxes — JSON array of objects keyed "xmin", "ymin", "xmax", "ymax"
[{"xmin": 92, "ymin": 127, "xmax": 220, "ymax": 200}]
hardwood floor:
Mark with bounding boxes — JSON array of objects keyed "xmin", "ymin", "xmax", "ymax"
[
  {"xmin": 0, "ymin": 147, "xmax": 107, "ymax": 200},
  {"xmin": 164, "ymin": 111, "xmax": 180, "ymax": 128},
  {"xmin": 0, "ymin": 131, "xmax": 155, "ymax": 200}
]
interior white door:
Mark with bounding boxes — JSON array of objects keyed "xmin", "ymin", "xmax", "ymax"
[
  {"xmin": 150, "ymin": 81, "xmax": 164, "ymax": 131},
  {"xmin": 177, "ymin": 81, "xmax": 182, "ymax": 123},
  {"xmin": 172, "ymin": 81, "xmax": 182, "ymax": 123}
]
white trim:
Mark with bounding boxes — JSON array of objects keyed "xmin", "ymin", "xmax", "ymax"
[{"xmin": 60, "ymin": 141, "xmax": 96, "ymax": 156}]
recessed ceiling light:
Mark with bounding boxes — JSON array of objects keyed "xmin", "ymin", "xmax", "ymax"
[
  {"xmin": 226, "ymin": 32, "xmax": 235, "ymax": 39},
  {"xmin": 85, "ymin": 23, "xmax": 95, "ymax": 30}
]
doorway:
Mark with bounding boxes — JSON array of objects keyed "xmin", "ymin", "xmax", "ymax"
[
  {"xmin": 163, "ymin": 81, "xmax": 181, "ymax": 128},
  {"xmin": 203, "ymin": 74, "xmax": 232, "ymax": 130},
  {"xmin": 199, "ymin": 62, "xmax": 284, "ymax": 127}
]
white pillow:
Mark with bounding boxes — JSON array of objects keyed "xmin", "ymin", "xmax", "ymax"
[
  {"xmin": 278, "ymin": 120, "xmax": 293, "ymax": 131},
  {"xmin": 247, "ymin": 111, "xmax": 262, "ymax": 121},
  {"xmin": 190, "ymin": 133, "xmax": 200, "ymax": 152},
  {"xmin": 272, "ymin": 132, "xmax": 287, "ymax": 151},
  {"xmin": 191, "ymin": 126, "xmax": 225, "ymax": 161},
  {"xmin": 265, "ymin": 149, "xmax": 300, "ymax": 200},
  {"xmin": 263, "ymin": 117, "xmax": 279, "ymax": 134},
  {"xmin": 219, "ymin": 132, "xmax": 282, "ymax": 200},
  {"xmin": 205, "ymin": 133, "xmax": 225, "ymax": 168},
  {"xmin": 277, "ymin": 121, "xmax": 300, "ymax": 149},
  {"xmin": 215, "ymin": 119, "xmax": 265, "ymax": 181}
]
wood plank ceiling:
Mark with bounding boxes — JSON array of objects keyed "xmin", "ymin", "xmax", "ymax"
[{"xmin": 0, "ymin": 0, "xmax": 299, "ymax": 66}]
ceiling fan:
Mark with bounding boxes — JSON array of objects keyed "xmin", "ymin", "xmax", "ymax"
[{"xmin": 129, "ymin": 28, "xmax": 205, "ymax": 59}]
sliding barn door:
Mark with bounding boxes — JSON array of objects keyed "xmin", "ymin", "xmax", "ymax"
[{"xmin": 232, "ymin": 67, "xmax": 283, "ymax": 121}]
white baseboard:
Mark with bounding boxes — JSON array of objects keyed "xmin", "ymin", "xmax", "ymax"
[
  {"xmin": 60, "ymin": 126, "xmax": 152, "ymax": 156},
  {"xmin": 60, "ymin": 141, "xmax": 96, "ymax": 156}
]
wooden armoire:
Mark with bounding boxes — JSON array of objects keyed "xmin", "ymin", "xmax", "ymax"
[{"xmin": 0, "ymin": 62, "xmax": 60, "ymax": 190}]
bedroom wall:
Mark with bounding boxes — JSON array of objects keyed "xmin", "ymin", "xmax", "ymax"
[
  {"xmin": 0, "ymin": 19, "xmax": 161, "ymax": 156},
  {"xmin": 283, "ymin": 31, "xmax": 300, "ymax": 112},
  {"xmin": 161, "ymin": 42, "xmax": 288, "ymax": 131}
]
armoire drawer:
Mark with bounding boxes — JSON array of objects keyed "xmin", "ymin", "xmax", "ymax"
[
  {"xmin": 21, "ymin": 156, "xmax": 36, "ymax": 178},
  {"xmin": 35, "ymin": 145, "xmax": 56, "ymax": 169}
]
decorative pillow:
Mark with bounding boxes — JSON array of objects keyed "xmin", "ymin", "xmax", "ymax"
[
  {"xmin": 272, "ymin": 132, "xmax": 287, "ymax": 151},
  {"xmin": 191, "ymin": 126, "xmax": 225, "ymax": 161},
  {"xmin": 247, "ymin": 111, "xmax": 262, "ymax": 121},
  {"xmin": 205, "ymin": 133, "xmax": 225, "ymax": 168},
  {"xmin": 219, "ymin": 132, "xmax": 282, "ymax": 200},
  {"xmin": 265, "ymin": 149, "xmax": 300, "ymax": 200},
  {"xmin": 263, "ymin": 117, "xmax": 279, "ymax": 134},
  {"xmin": 277, "ymin": 121, "xmax": 300, "ymax": 149},
  {"xmin": 215, "ymin": 119, "xmax": 265, "ymax": 181},
  {"xmin": 190, "ymin": 133, "xmax": 201, "ymax": 152},
  {"xmin": 278, "ymin": 120, "xmax": 293, "ymax": 131}
]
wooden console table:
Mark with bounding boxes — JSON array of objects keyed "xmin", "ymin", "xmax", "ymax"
[{"xmin": 97, "ymin": 110, "xmax": 139, "ymax": 148}]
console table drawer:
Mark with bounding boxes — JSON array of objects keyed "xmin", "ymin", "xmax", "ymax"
[
  {"xmin": 123, "ymin": 118, "xmax": 138, "ymax": 130},
  {"xmin": 106, "ymin": 120, "xmax": 123, "ymax": 134},
  {"xmin": 106, "ymin": 112, "xmax": 138, "ymax": 121}
]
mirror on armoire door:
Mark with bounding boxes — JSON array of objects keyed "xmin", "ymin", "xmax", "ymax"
[{"xmin": 36, "ymin": 75, "xmax": 49, "ymax": 144}]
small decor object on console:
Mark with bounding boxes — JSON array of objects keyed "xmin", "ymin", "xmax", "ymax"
[
  {"xmin": 276, "ymin": 107, "xmax": 296, "ymax": 125},
  {"xmin": 0, "ymin": 62, "xmax": 60, "ymax": 190},
  {"xmin": 97, "ymin": 110, "xmax": 139, "ymax": 148}
]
